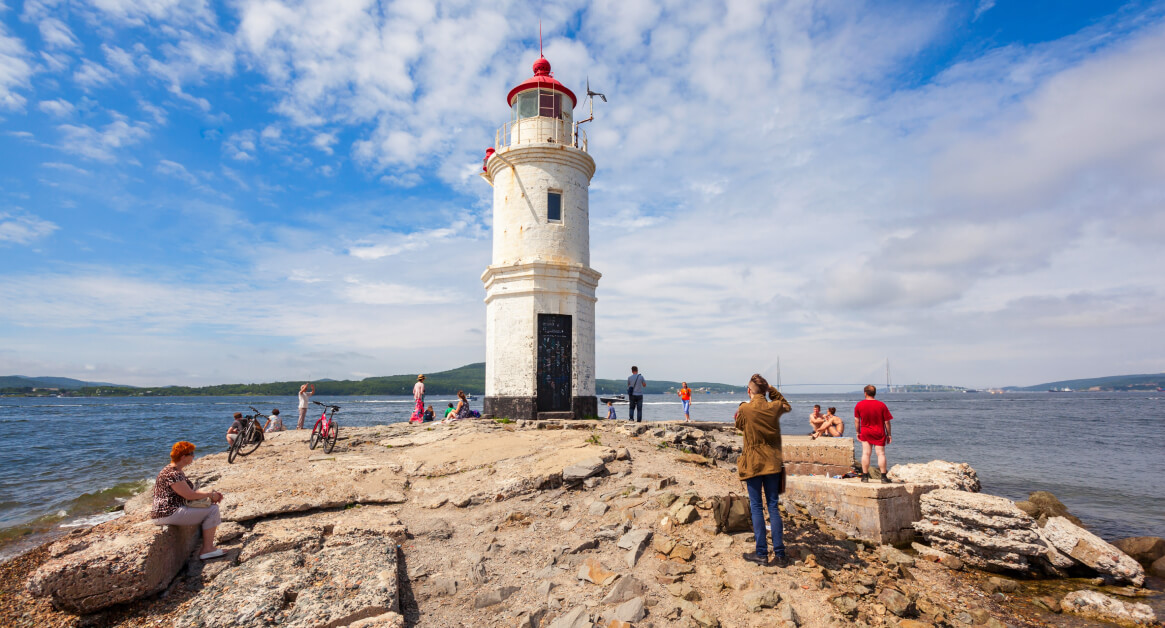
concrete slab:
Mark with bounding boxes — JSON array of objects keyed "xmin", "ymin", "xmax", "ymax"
[
  {"xmin": 783, "ymin": 435, "xmax": 855, "ymax": 468},
  {"xmin": 784, "ymin": 475, "xmax": 939, "ymax": 546}
]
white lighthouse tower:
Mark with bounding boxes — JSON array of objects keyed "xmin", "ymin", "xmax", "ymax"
[{"xmin": 480, "ymin": 53, "xmax": 600, "ymax": 421}]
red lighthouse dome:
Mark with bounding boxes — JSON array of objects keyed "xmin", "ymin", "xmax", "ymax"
[{"xmin": 507, "ymin": 56, "xmax": 577, "ymax": 109}]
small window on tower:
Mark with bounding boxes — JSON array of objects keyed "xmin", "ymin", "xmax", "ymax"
[
  {"xmin": 539, "ymin": 91, "xmax": 561, "ymax": 118},
  {"xmin": 547, "ymin": 191, "xmax": 562, "ymax": 222}
]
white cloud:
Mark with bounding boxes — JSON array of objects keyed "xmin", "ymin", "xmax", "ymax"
[
  {"xmin": 0, "ymin": 22, "xmax": 33, "ymax": 110},
  {"xmin": 38, "ymin": 98, "xmax": 74, "ymax": 117},
  {"xmin": 58, "ymin": 115, "xmax": 150, "ymax": 161},
  {"xmin": 311, "ymin": 131, "xmax": 337, "ymax": 154},
  {"xmin": 156, "ymin": 158, "xmax": 198, "ymax": 184},
  {"xmin": 38, "ymin": 17, "xmax": 79, "ymax": 49},
  {"xmin": 973, "ymin": 0, "xmax": 996, "ymax": 21},
  {"xmin": 74, "ymin": 59, "xmax": 118, "ymax": 88},
  {"xmin": 223, "ymin": 129, "xmax": 257, "ymax": 160},
  {"xmin": 0, "ymin": 210, "xmax": 58, "ymax": 244}
]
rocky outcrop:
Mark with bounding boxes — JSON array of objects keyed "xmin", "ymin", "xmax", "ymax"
[
  {"xmin": 1112, "ymin": 536, "xmax": 1165, "ymax": 566},
  {"xmin": 913, "ymin": 489, "xmax": 1048, "ymax": 572},
  {"xmin": 888, "ymin": 461, "xmax": 981, "ymax": 492},
  {"xmin": 26, "ymin": 516, "xmax": 199, "ymax": 613},
  {"xmin": 1060, "ymin": 590, "xmax": 1156, "ymax": 626},
  {"xmin": 1015, "ymin": 490, "xmax": 1084, "ymax": 527},
  {"xmin": 175, "ymin": 534, "xmax": 399, "ymax": 628},
  {"xmin": 1042, "ymin": 517, "xmax": 1145, "ymax": 586}
]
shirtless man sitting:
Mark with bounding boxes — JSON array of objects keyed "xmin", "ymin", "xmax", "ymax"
[
  {"xmin": 813, "ymin": 407, "xmax": 845, "ymax": 438},
  {"xmin": 809, "ymin": 405, "xmax": 826, "ymax": 435}
]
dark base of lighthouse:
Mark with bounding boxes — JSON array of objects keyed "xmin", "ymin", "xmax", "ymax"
[{"xmin": 483, "ymin": 396, "xmax": 599, "ymax": 421}]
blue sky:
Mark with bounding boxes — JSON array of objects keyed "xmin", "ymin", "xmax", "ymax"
[{"xmin": 2, "ymin": 0, "xmax": 1164, "ymax": 389}]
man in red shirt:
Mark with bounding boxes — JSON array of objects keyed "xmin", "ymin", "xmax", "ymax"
[{"xmin": 853, "ymin": 385, "xmax": 893, "ymax": 483}]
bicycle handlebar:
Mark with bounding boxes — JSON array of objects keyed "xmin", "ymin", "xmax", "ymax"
[
  {"xmin": 249, "ymin": 406, "xmax": 263, "ymax": 415},
  {"xmin": 312, "ymin": 400, "xmax": 341, "ymax": 410}
]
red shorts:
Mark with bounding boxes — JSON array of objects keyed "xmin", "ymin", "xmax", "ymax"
[{"xmin": 859, "ymin": 429, "xmax": 887, "ymax": 447}]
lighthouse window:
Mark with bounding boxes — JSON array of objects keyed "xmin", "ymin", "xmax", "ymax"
[
  {"xmin": 547, "ymin": 191, "xmax": 562, "ymax": 222},
  {"xmin": 539, "ymin": 91, "xmax": 562, "ymax": 118},
  {"xmin": 515, "ymin": 92, "xmax": 537, "ymax": 119}
]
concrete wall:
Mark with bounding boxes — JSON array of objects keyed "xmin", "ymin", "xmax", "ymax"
[{"xmin": 785, "ymin": 476, "xmax": 939, "ymax": 546}]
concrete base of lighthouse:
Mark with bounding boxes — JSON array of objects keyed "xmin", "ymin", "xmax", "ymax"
[
  {"xmin": 481, "ymin": 261, "xmax": 601, "ymax": 421},
  {"xmin": 483, "ymin": 396, "xmax": 598, "ymax": 422}
]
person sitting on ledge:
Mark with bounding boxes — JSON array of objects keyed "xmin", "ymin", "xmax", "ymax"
[
  {"xmin": 263, "ymin": 408, "xmax": 284, "ymax": 432},
  {"xmin": 812, "ymin": 407, "xmax": 845, "ymax": 438},
  {"xmin": 150, "ymin": 441, "xmax": 225, "ymax": 560},
  {"xmin": 422, "ymin": 405, "xmax": 435, "ymax": 422},
  {"xmin": 809, "ymin": 404, "xmax": 825, "ymax": 435},
  {"xmin": 444, "ymin": 403, "xmax": 455, "ymax": 419}
]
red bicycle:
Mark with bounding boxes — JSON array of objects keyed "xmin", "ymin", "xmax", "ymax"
[{"xmin": 309, "ymin": 400, "xmax": 340, "ymax": 453}]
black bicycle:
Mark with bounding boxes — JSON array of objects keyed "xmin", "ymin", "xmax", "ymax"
[
  {"xmin": 227, "ymin": 407, "xmax": 265, "ymax": 464},
  {"xmin": 309, "ymin": 400, "xmax": 340, "ymax": 453}
]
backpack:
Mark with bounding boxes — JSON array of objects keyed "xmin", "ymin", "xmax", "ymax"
[{"xmin": 711, "ymin": 493, "xmax": 753, "ymax": 534}]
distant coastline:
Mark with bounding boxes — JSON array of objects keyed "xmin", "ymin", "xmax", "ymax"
[
  {"xmin": 4, "ymin": 366, "xmax": 1162, "ymax": 397},
  {"xmin": 0, "ymin": 363, "xmax": 747, "ymax": 398}
]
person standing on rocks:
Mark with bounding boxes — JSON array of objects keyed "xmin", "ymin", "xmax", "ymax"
[
  {"xmin": 627, "ymin": 366, "xmax": 647, "ymax": 422},
  {"xmin": 296, "ymin": 382, "xmax": 315, "ymax": 429},
  {"xmin": 410, "ymin": 375, "xmax": 426, "ymax": 424},
  {"xmin": 677, "ymin": 382, "xmax": 692, "ymax": 422},
  {"xmin": 854, "ymin": 384, "xmax": 893, "ymax": 483},
  {"xmin": 735, "ymin": 373, "xmax": 792, "ymax": 567}
]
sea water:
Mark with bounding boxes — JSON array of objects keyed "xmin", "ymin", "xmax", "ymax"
[{"xmin": 0, "ymin": 392, "xmax": 1161, "ymax": 561}]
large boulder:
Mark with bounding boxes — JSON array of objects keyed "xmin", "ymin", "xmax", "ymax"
[
  {"xmin": 1021, "ymin": 491, "xmax": 1084, "ymax": 527},
  {"xmin": 27, "ymin": 517, "xmax": 199, "ymax": 613},
  {"xmin": 1112, "ymin": 537, "xmax": 1165, "ymax": 566},
  {"xmin": 888, "ymin": 461, "xmax": 981, "ymax": 492},
  {"xmin": 1151, "ymin": 555, "xmax": 1165, "ymax": 579},
  {"xmin": 1042, "ymin": 517, "xmax": 1145, "ymax": 586},
  {"xmin": 1061, "ymin": 590, "xmax": 1156, "ymax": 626},
  {"xmin": 912, "ymin": 489, "xmax": 1047, "ymax": 573}
]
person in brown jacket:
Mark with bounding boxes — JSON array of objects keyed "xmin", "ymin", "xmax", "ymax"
[{"xmin": 734, "ymin": 373, "xmax": 792, "ymax": 566}]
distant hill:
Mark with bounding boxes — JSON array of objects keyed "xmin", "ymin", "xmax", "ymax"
[
  {"xmin": 0, "ymin": 375, "xmax": 121, "ymax": 390},
  {"xmin": 1006, "ymin": 373, "xmax": 1165, "ymax": 392},
  {"xmin": 596, "ymin": 378, "xmax": 745, "ymax": 395},
  {"xmin": 5, "ymin": 364, "xmax": 745, "ymax": 397}
]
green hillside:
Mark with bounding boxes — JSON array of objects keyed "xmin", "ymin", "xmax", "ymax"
[{"xmin": 1008, "ymin": 373, "xmax": 1165, "ymax": 392}]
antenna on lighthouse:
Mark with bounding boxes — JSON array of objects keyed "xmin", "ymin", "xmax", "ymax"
[
  {"xmin": 539, "ymin": 20, "xmax": 543, "ymax": 57},
  {"xmin": 577, "ymin": 76, "xmax": 606, "ymax": 130}
]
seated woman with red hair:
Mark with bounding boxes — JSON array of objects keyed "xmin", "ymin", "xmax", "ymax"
[{"xmin": 150, "ymin": 441, "xmax": 226, "ymax": 560}]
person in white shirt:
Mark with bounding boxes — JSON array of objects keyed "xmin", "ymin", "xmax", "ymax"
[{"xmin": 297, "ymin": 383, "xmax": 314, "ymax": 429}]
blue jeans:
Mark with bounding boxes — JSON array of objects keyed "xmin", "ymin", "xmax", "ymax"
[
  {"xmin": 745, "ymin": 473, "xmax": 786, "ymax": 558},
  {"xmin": 629, "ymin": 395, "xmax": 644, "ymax": 422}
]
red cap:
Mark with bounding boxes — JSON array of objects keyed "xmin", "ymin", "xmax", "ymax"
[{"xmin": 506, "ymin": 57, "xmax": 577, "ymax": 108}]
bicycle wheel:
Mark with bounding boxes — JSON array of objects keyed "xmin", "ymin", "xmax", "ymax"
[
  {"xmin": 323, "ymin": 422, "xmax": 339, "ymax": 454},
  {"xmin": 309, "ymin": 421, "xmax": 322, "ymax": 450},
  {"xmin": 239, "ymin": 423, "xmax": 262, "ymax": 456},
  {"xmin": 227, "ymin": 433, "xmax": 242, "ymax": 464}
]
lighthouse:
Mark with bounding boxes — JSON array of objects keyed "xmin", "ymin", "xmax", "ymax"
[{"xmin": 480, "ymin": 54, "xmax": 600, "ymax": 421}]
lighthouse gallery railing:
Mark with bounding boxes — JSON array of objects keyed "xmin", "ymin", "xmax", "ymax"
[{"xmin": 495, "ymin": 118, "xmax": 588, "ymax": 153}]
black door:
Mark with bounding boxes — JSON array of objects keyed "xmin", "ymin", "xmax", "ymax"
[{"xmin": 537, "ymin": 314, "xmax": 572, "ymax": 412}]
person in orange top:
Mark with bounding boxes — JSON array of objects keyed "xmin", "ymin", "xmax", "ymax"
[{"xmin": 677, "ymin": 382, "xmax": 693, "ymax": 422}]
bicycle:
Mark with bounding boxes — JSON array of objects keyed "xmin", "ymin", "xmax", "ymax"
[
  {"xmin": 227, "ymin": 408, "xmax": 266, "ymax": 464},
  {"xmin": 309, "ymin": 400, "xmax": 340, "ymax": 453}
]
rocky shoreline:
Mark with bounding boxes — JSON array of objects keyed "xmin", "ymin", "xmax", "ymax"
[{"xmin": 1, "ymin": 419, "xmax": 1161, "ymax": 627}]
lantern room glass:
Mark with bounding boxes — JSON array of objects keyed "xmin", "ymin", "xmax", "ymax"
[{"xmin": 512, "ymin": 89, "xmax": 571, "ymax": 123}]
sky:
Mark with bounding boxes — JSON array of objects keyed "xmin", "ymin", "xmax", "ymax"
[{"xmin": 1, "ymin": 0, "xmax": 1164, "ymax": 391}]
